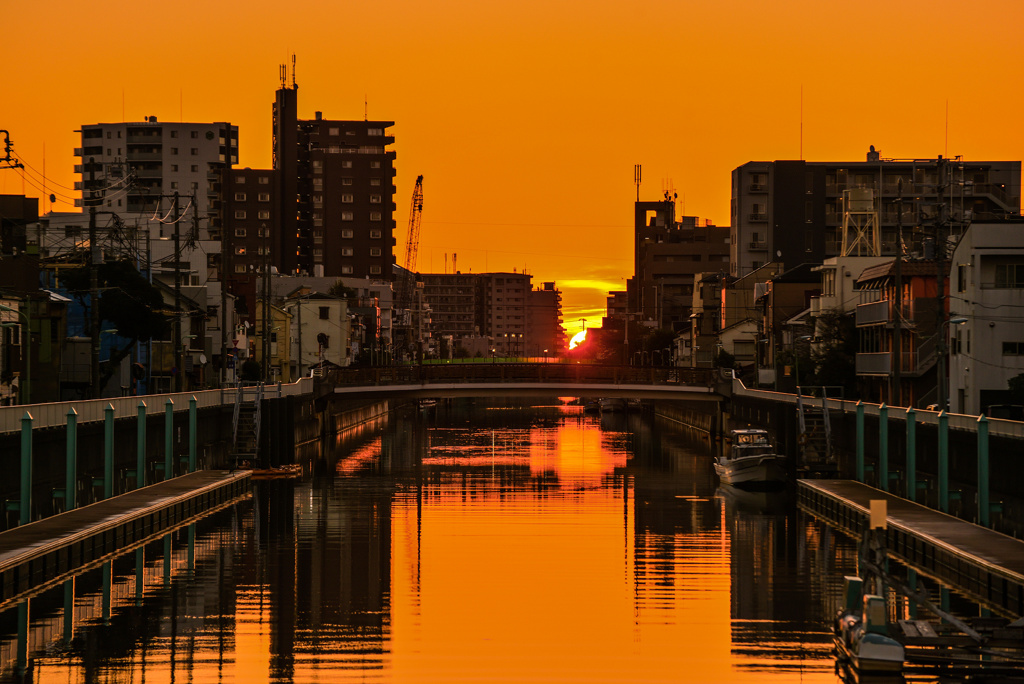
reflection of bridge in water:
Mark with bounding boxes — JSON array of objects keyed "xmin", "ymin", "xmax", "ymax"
[{"xmin": 328, "ymin": 363, "xmax": 726, "ymax": 401}]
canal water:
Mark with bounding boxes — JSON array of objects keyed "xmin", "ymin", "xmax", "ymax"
[{"xmin": 1, "ymin": 399, "xmax": 968, "ymax": 682}]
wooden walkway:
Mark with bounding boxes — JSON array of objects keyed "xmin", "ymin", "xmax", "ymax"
[
  {"xmin": 0, "ymin": 470, "xmax": 250, "ymax": 604},
  {"xmin": 798, "ymin": 479, "xmax": 1024, "ymax": 616}
]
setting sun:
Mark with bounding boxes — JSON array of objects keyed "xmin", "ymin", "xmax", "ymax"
[{"xmin": 568, "ymin": 329, "xmax": 587, "ymax": 349}]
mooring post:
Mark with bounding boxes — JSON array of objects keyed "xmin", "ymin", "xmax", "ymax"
[
  {"xmin": 20, "ymin": 411, "xmax": 32, "ymax": 526},
  {"xmin": 189, "ymin": 396, "xmax": 197, "ymax": 473},
  {"xmin": 102, "ymin": 561, "xmax": 112, "ymax": 623},
  {"xmin": 63, "ymin": 579, "xmax": 74, "ymax": 644},
  {"xmin": 938, "ymin": 410, "xmax": 950, "ymax": 513},
  {"xmin": 66, "ymin": 408, "xmax": 78, "ymax": 510},
  {"xmin": 16, "ymin": 600, "xmax": 28, "ymax": 677},
  {"xmin": 906, "ymin": 407, "xmax": 917, "ymax": 502},
  {"xmin": 978, "ymin": 414, "xmax": 990, "ymax": 527},
  {"xmin": 855, "ymin": 401, "xmax": 865, "ymax": 482},
  {"xmin": 135, "ymin": 548, "xmax": 144, "ymax": 606},
  {"xmin": 164, "ymin": 398, "xmax": 174, "ymax": 481},
  {"xmin": 136, "ymin": 401, "xmax": 147, "ymax": 490},
  {"xmin": 104, "ymin": 404, "xmax": 115, "ymax": 499},
  {"xmin": 878, "ymin": 403, "xmax": 889, "ymax": 491}
]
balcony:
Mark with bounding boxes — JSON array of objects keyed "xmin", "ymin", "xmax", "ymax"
[
  {"xmin": 748, "ymin": 241, "xmax": 767, "ymax": 250},
  {"xmin": 748, "ymin": 213, "xmax": 768, "ymax": 222},
  {"xmin": 73, "ymin": 148, "xmax": 83, "ymax": 156},
  {"xmin": 856, "ymin": 352, "xmax": 891, "ymax": 375},
  {"xmin": 748, "ymin": 183, "xmax": 767, "ymax": 192},
  {"xmin": 856, "ymin": 299, "xmax": 890, "ymax": 326}
]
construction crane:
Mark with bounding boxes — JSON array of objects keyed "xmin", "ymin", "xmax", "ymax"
[{"xmin": 397, "ymin": 175, "xmax": 424, "ymax": 353}]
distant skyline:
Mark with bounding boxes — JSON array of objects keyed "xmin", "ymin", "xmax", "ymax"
[{"xmin": 5, "ymin": 0, "xmax": 1024, "ymax": 332}]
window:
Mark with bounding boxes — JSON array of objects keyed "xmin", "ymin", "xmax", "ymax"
[
  {"xmin": 106, "ymin": 148, "xmax": 111, "ymax": 156},
  {"xmin": 170, "ymin": 130, "xmax": 178, "ymax": 138},
  {"xmin": 258, "ymin": 210, "xmax": 270, "ymax": 220},
  {"xmin": 346, "ymin": 130, "xmax": 356, "ymax": 136},
  {"xmin": 234, "ymin": 210, "xmax": 246, "ymax": 219},
  {"xmin": 329, "ymin": 127, "xmax": 340, "ymax": 136},
  {"xmin": 258, "ymin": 193, "xmax": 271, "ymax": 202},
  {"xmin": 370, "ymin": 195, "xmax": 381, "ymax": 203},
  {"xmin": 370, "ymin": 247, "xmax": 382, "ymax": 256},
  {"xmin": 994, "ymin": 264, "xmax": 1024, "ymax": 288},
  {"xmin": 370, "ymin": 161, "xmax": 381, "ymax": 169},
  {"xmin": 313, "ymin": 248, "xmax": 323, "ymax": 257},
  {"xmin": 368, "ymin": 128, "xmax": 383, "ymax": 136},
  {"xmin": 171, "ymin": 147, "xmax": 178, "ymax": 155},
  {"xmin": 234, "ymin": 264, "xmax": 247, "ymax": 273},
  {"xmin": 342, "ymin": 248, "xmax": 354, "ymax": 256},
  {"xmin": 190, "ymin": 148, "xmax": 198, "ymax": 155},
  {"xmin": 341, "ymin": 194, "xmax": 354, "ymax": 203},
  {"xmin": 370, "ymin": 229, "xmax": 382, "ymax": 238},
  {"xmin": 1003, "ymin": 342, "xmax": 1024, "ymax": 356},
  {"xmin": 370, "ymin": 212, "xmax": 381, "ymax": 222},
  {"xmin": 370, "ymin": 265, "xmax": 382, "ymax": 274},
  {"xmin": 171, "ymin": 165, "xmax": 178, "ymax": 172},
  {"xmin": 312, "ymin": 160, "xmax": 322, "ymax": 171},
  {"xmin": 234, "ymin": 228, "xmax": 246, "ymax": 237},
  {"xmin": 342, "ymin": 266, "xmax": 353, "ymax": 274},
  {"xmin": 191, "ymin": 165, "xmax": 198, "ymax": 172},
  {"xmin": 235, "ymin": 176, "xmax": 245, "ymax": 183},
  {"xmin": 171, "ymin": 182, "xmax": 178, "ymax": 189},
  {"xmin": 342, "ymin": 161, "xmax": 353, "ymax": 169},
  {"xmin": 235, "ymin": 246, "xmax": 246, "ymax": 255},
  {"xmin": 370, "ymin": 178, "xmax": 381, "ymax": 186},
  {"xmin": 342, "ymin": 212, "xmax": 353, "ymax": 221},
  {"xmin": 235, "ymin": 192, "xmax": 246, "ymax": 201},
  {"xmin": 106, "ymin": 132, "xmax": 111, "ymax": 139},
  {"xmin": 342, "ymin": 229, "xmax": 354, "ymax": 238},
  {"xmin": 342, "ymin": 178, "xmax": 353, "ymax": 186},
  {"xmin": 259, "ymin": 176, "xmax": 269, "ymax": 184},
  {"xmin": 319, "ymin": 307, "xmax": 330, "ymax": 320},
  {"xmin": 191, "ymin": 131, "xmax": 198, "ymax": 139}
]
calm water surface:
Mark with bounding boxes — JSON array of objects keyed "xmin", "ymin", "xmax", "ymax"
[{"xmin": 3, "ymin": 401, "xmax": 875, "ymax": 682}]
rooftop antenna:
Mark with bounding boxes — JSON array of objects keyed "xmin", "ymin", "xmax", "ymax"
[
  {"xmin": 279, "ymin": 63, "xmax": 287, "ymax": 88},
  {"xmin": 634, "ymin": 164, "xmax": 641, "ymax": 201},
  {"xmin": 800, "ymin": 85, "xmax": 803, "ymax": 160},
  {"xmin": 944, "ymin": 99, "xmax": 949, "ymax": 159},
  {"xmin": 365, "ymin": 95, "xmax": 368, "ymax": 121},
  {"xmin": 291, "ymin": 54, "xmax": 296, "ymax": 88}
]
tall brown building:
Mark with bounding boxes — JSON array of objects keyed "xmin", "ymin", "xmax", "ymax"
[{"xmin": 273, "ymin": 77, "xmax": 397, "ymax": 279}]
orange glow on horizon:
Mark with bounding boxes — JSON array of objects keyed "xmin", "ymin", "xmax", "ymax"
[{"xmin": 568, "ymin": 329, "xmax": 587, "ymax": 349}]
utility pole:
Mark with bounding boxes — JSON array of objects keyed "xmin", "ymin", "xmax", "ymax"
[
  {"xmin": 89, "ymin": 158, "xmax": 102, "ymax": 399},
  {"xmin": 173, "ymin": 192, "xmax": 182, "ymax": 393},
  {"xmin": 935, "ymin": 157, "xmax": 950, "ymax": 412},
  {"xmin": 892, "ymin": 179, "xmax": 903, "ymax": 406}
]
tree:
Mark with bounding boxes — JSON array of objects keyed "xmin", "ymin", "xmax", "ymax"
[
  {"xmin": 62, "ymin": 260, "xmax": 171, "ymax": 394},
  {"xmin": 240, "ymin": 359, "xmax": 262, "ymax": 381},
  {"xmin": 327, "ymin": 280, "xmax": 357, "ymax": 301}
]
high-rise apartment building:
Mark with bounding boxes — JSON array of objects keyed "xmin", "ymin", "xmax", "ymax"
[
  {"xmin": 75, "ymin": 117, "xmax": 238, "ymax": 238},
  {"xmin": 731, "ymin": 150, "xmax": 1021, "ymax": 277},
  {"xmin": 273, "ymin": 78, "xmax": 397, "ymax": 279}
]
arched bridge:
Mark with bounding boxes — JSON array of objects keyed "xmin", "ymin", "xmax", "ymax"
[{"xmin": 327, "ymin": 363, "xmax": 726, "ymax": 401}]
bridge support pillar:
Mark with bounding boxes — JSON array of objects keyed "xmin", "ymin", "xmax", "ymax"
[
  {"xmin": 878, "ymin": 403, "xmax": 888, "ymax": 492},
  {"xmin": 164, "ymin": 399, "xmax": 174, "ymax": 481},
  {"xmin": 104, "ymin": 404, "xmax": 114, "ymax": 499},
  {"xmin": 938, "ymin": 410, "xmax": 949, "ymax": 513},
  {"xmin": 137, "ymin": 401, "xmax": 147, "ymax": 490},
  {"xmin": 855, "ymin": 401, "xmax": 864, "ymax": 483},
  {"xmin": 20, "ymin": 411, "xmax": 32, "ymax": 526},
  {"xmin": 189, "ymin": 396, "xmax": 197, "ymax": 473},
  {"xmin": 66, "ymin": 408, "xmax": 78, "ymax": 510},
  {"xmin": 906, "ymin": 407, "xmax": 916, "ymax": 502},
  {"xmin": 978, "ymin": 414, "xmax": 990, "ymax": 527}
]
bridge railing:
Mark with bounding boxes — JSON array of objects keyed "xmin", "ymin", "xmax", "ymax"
[
  {"xmin": 0, "ymin": 377, "xmax": 315, "ymax": 434},
  {"xmin": 328, "ymin": 363, "xmax": 718, "ymax": 388}
]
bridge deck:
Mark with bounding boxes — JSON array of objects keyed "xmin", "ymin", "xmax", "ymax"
[
  {"xmin": 798, "ymin": 479, "xmax": 1024, "ymax": 614},
  {"xmin": 0, "ymin": 470, "xmax": 249, "ymax": 604}
]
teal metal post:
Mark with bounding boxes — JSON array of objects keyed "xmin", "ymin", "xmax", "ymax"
[
  {"xmin": 878, "ymin": 403, "xmax": 889, "ymax": 491},
  {"xmin": 102, "ymin": 561, "xmax": 112, "ymax": 623},
  {"xmin": 938, "ymin": 410, "xmax": 950, "ymax": 513},
  {"xmin": 978, "ymin": 415, "xmax": 990, "ymax": 527},
  {"xmin": 136, "ymin": 401, "xmax": 146, "ymax": 489},
  {"xmin": 20, "ymin": 411, "xmax": 32, "ymax": 526},
  {"xmin": 164, "ymin": 399, "xmax": 174, "ymax": 481},
  {"xmin": 855, "ymin": 401, "xmax": 865, "ymax": 482},
  {"xmin": 188, "ymin": 396, "xmax": 197, "ymax": 472},
  {"xmin": 135, "ymin": 548, "xmax": 144, "ymax": 605},
  {"xmin": 16, "ymin": 600, "xmax": 28, "ymax": 677},
  {"xmin": 906, "ymin": 408, "xmax": 917, "ymax": 502},
  {"xmin": 104, "ymin": 404, "xmax": 114, "ymax": 499},
  {"xmin": 66, "ymin": 408, "xmax": 78, "ymax": 510},
  {"xmin": 63, "ymin": 579, "xmax": 74, "ymax": 644}
]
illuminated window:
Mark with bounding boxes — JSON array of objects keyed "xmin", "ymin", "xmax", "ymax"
[
  {"xmin": 342, "ymin": 194, "xmax": 353, "ymax": 203},
  {"xmin": 342, "ymin": 211, "xmax": 353, "ymax": 221},
  {"xmin": 342, "ymin": 229, "xmax": 354, "ymax": 238},
  {"xmin": 341, "ymin": 265, "xmax": 353, "ymax": 274},
  {"xmin": 329, "ymin": 127, "xmax": 339, "ymax": 136},
  {"xmin": 234, "ymin": 192, "xmax": 246, "ymax": 201},
  {"xmin": 370, "ymin": 161, "xmax": 381, "ymax": 169},
  {"xmin": 342, "ymin": 248, "xmax": 354, "ymax": 256},
  {"xmin": 370, "ymin": 265, "xmax": 381, "ymax": 274},
  {"xmin": 370, "ymin": 195, "xmax": 381, "ymax": 203},
  {"xmin": 258, "ymin": 210, "xmax": 270, "ymax": 220},
  {"xmin": 370, "ymin": 213, "xmax": 381, "ymax": 222},
  {"xmin": 370, "ymin": 248, "xmax": 381, "ymax": 256},
  {"xmin": 259, "ymin": 193, "xmax": 270, "ymax": 202},
  {"xmin": 234, "ymin": 228, "xmax": 246, "ymax": 237},
  {"xmin": 234, "ymin": 210, "xmax": 246, "ymax": 219},
  {"xmin": 370, "ymin": 229, "xmax": 382, "ymax": 238}
]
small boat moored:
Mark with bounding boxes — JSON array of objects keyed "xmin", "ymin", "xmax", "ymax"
[
  {"xmin": 834, "ymin": 576, "xmax": 905, "ymax": 674},
  {"xmin": 714, "ymin": 428, "xmax": 787, "ymax": 487}
]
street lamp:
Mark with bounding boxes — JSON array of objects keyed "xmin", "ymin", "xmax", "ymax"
[{"xmin": 0, "ymin": 302, "xmax": 30, "ymax": 404}]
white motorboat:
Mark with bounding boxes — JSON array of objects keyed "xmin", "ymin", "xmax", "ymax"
[{"xmin": 713, "ymin": 428, "xmax": 787, "ymax": 487}]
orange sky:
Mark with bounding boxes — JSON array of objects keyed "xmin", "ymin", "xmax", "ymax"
[{"xmin": 4, "ymin": 0, "xmax": 1024, "ymax": 330}]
